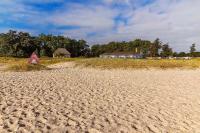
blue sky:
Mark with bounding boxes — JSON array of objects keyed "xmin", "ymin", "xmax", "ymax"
[{"xmin": 0, "ymin": 0, "xmax": 200, "ymax": 51}]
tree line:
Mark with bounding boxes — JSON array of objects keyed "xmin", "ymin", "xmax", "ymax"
[
  {"xmin": 0, "ymin": 30, "xmax": 199, "ymax": 58},
  {"xmin": 0, "ymin": 30, "xmax": 90, "ymax": 57},
  {"xmin": 91, "ymin": 39, "xmax": 199, "ymax": 57}
]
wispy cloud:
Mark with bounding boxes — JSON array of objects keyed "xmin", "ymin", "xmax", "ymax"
[
  {"xmin": 0, "ymin": 0, "xmax": 200, "ymax": 51},
  {"xmin": 116, "ymin": 0, "xmax": 200, "ymax": 51},
  {"xmin": 50, "ymin": 4, "xmax": 117, "ymax": 30}
]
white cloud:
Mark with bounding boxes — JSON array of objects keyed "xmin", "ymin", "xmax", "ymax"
[
  {"xmin": 50, "ymin": 4, "xmax": 117, "ymax": 30},
  {"xmin": 46, "ymin": 3, "xmax": 120, "ymax": 43},
  {"xmin": 59, "ymin": 0, "xmax": 200, "ymax": 52},
  {"xmin": 50, "ymin": 0, "xmax": 200, "ymax": 52},
  {"xmin": 114, "ymin": 0, "xmax": 200, "ymax": 51},
  {"xmin": 1, "ymin": 0, "xmax": 200, "ymax": 51}
]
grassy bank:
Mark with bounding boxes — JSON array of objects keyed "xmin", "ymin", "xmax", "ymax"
[
  {"xmin": 0, "ymin": 57, "xmax": 79, "ymax": 65},
  {"xmin": 1, "ymin": 57, "xmax": 200, "ymax": 71},
  {"xmin": 75, "ymin": 58, "xmax": 200, "ymax": 69},
  {"xmin": 0, "ymin": 57, "xmax": 79, "ymax": 71},
  {"xmin": 7, "ymin": 64, "xmax": 51, "ymax": 72}
]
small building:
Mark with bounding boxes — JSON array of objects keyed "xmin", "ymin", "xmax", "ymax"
[
  {"xmin": 146, "ymin": 57, "xmax": 162, "ymax": 60},
  {"xmin": 53, "ymin": 48, "xmax": 71, "ymax": 58},
  {"xmin": 100, "ymin": 52, "xmax": 143, "ymax": 59},
  {"xmin": 174, "ymin": 57, "xmax": 192, "ymax": 60}
]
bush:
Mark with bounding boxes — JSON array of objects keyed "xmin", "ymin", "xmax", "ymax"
[{"xmin": 6, "ymin": 64, "xmax": 51, "ymax": 72}]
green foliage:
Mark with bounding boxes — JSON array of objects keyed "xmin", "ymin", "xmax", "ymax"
[
  {"xmin": 189, "ymin": 52, "xmax": 200, "ymax": 57},
  {"xmin": 0, "ymin": 30, "xmax": 90, "ymax": 58},
  {"xmin": 38, "ymin": 35, "xmax": 89, "ymax": 57},
  {"xmin": 160, "ymin": 44, "xmax": 173, "ymax": 57},
  {"xmin": 176, "ymin": 52, "xmax": 187, "ymax": 57},
  {"xmin": 190, "ymin": 43, "xmax": 196, "ymax": 53},
  {"xmin": 149, "ymin": 38, "xmax": 162, "ymax": 57},
  {"xmin": 91, "ymin": 39, "xmax": 161, "ymax": 57},
  {"xmin": 190, "ymin": 43, "xmax": 196, "ymax": 57},
  {"xmin": 1, "ymin": 30, "xmax": 199, "ymax": 58}
]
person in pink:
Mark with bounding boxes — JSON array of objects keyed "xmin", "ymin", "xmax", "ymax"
[{"xmin": 28, "ymin": 52, "xmax": 39, "ymax": 64}]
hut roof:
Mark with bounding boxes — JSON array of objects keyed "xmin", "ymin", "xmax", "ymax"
[{"xmin": 53, "ymin": 48, "xmax": 70, "ymax": 55}]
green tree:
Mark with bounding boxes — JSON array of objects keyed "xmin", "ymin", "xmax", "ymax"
[
  {"xmin": 91, "ymin": 45, "xmax": 105, "ymax": 57},
  {"xmin": 149, "ymin": 38, "xmax": 162, "ymax": 57},
  {"xmin": 160, "ymin": 44, "xmax": 173, "ymax": 57},
  {"xmin": 190, "ymin": 43, "xmax": 196, "ymax": 57},
  {"xmin": 179, "ymin": 52, "xmax": 187, "ymax": 57}
]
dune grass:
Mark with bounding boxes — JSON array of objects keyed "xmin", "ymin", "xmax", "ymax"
[
  {"xmin": 75, "ymin": 58, "xmax": 200, "ymax": 69},
  {"xmin": 0, "ymin": 57, "xmax": 79, "ymax": 65},
  {"xmin": 1, "ymin": 57, "xmax": 200, "ymax": 71},
  {"xmin": 0, "ymin": 57, "xmax": 80, "ymax": 71},
  {"xmin": 7, "ymin": 64, "xmax": 51, "ymax": 72}
]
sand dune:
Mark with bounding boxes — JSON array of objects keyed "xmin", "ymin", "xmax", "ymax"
[{"xmin": 1, "ymin": 66, "xmax": 200, "ymax": 132}]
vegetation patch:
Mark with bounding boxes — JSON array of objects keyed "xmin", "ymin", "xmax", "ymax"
[
  {"xmin": 75, "ymin": 58, "xmax": 200, "ymax": 69},
  {"xmin": 39, "ymin": 57, "xmax": 80, "ymax": 66},
  {"xmin": 6, "ymin": 64, "xmax": 51, "ymax": 72},
  {"xmin": 0, "ymin": 57, "xmax": 80, "ymax": 71},
  {"xmin": 2, "ymin": 57, "xmax": 200, "ymax": 71}
]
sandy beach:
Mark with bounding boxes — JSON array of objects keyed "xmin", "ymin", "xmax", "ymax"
[{"xmin": 1, "ymin": 65, "xmax": 200, "ymax": 133}]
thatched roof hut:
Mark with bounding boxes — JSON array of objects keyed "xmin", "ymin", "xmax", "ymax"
[{"xmin": 53, "ymin": 48, "xmax": 71, "ymax": 58}]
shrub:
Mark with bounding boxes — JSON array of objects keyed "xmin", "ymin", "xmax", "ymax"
[{"xmin": 6, "ymin": 64, "xmax": 51, "ymax": 72}]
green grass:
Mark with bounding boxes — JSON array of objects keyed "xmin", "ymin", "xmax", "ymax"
[{"xmin": 75, "ymin": 58, "xmax": 200, "ymax": 69}]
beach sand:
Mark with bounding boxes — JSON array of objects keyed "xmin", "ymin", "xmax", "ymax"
[{"xmin": 0, "ymin": 65, "xmax": 200, "ymax": 132}]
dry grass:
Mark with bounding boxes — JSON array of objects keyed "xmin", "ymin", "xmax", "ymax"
[
  {"xmin": 0, "ymin": 57, "xmax": 79, "ymax": 65},
  {"xmin": 2, "ymin": 57, "xmax": 200, "ymax": 71},
  {"xmin": 7, "ymin": 64, "xmax": 51, "ymax": 72},
  {"xmin": 75, "ymin": 58, "xmax": 200, "ymax": 69},
  {"xmin": 0, "ymin": 57, "xmax": 79, "ymax": 71}
]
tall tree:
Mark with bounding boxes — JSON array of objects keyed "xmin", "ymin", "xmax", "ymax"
[
  {"xmin": 160, "ymin": 44, "xmax": 173, "ymax": 57},
  {"xmin": 190, "ymin": 43, "xmax": 196, "ymax": 57},
  {"xmin": 150, "ymin": 38, "xmax": 162, "ymax": 57},
  {"xmin": 0, "ymin": 30, "xmax": 91, "ymax": 58}
]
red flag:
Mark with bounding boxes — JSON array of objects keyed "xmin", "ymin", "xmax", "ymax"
[{"xmin": 28, "ymin": 52, "xmax": 39, "ymax": 64}]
